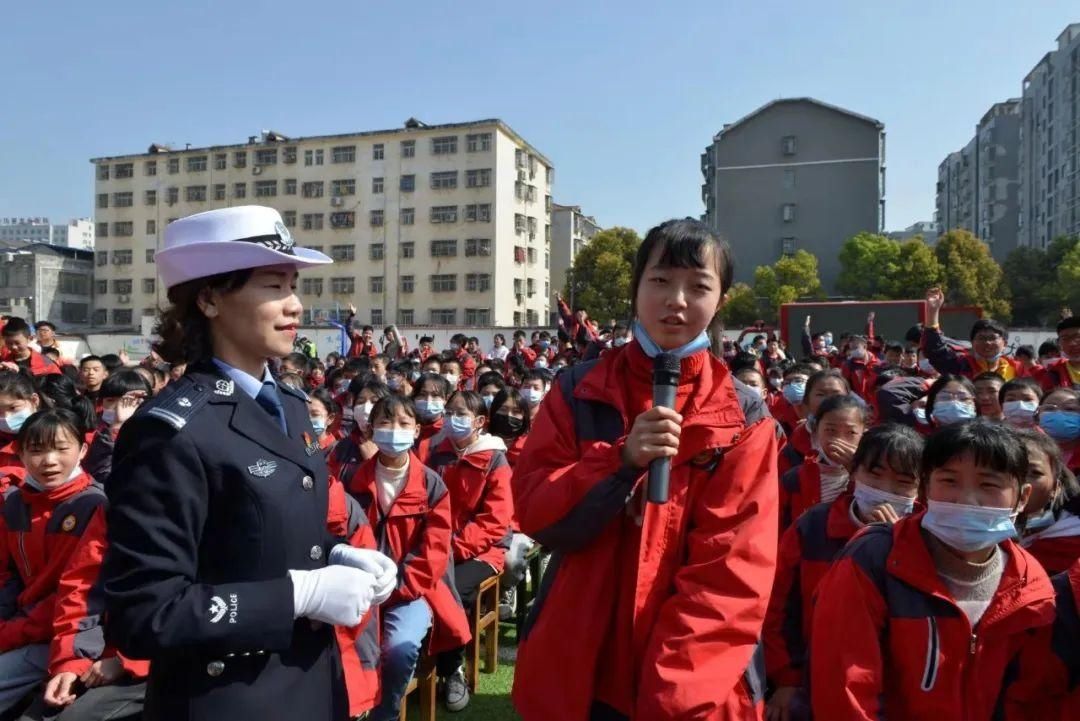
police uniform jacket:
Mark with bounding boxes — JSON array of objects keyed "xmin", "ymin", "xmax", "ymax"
[{"xmin": 101, "ymin": 361, "xmax": 350, "ymax": 721}]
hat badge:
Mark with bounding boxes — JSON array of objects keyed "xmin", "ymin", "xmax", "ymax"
[{"xmin": 274, "ymin": 221, "xmax": 294, "ymax": 251}]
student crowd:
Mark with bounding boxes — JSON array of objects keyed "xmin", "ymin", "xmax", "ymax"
[{"xmin": 4, "ymin": 216, "xmax": 1080, "ymax": 721}]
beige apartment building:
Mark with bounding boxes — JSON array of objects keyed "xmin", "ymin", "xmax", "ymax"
[
  {"xmin": 550, "ymin": 203, "xmax": 601, "ymax": 311},
  {"xmin": 90, "ymin": 118, "xmax": 553, "ymax": 329}
]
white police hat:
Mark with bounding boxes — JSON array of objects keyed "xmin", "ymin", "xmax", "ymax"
[{"xmin": 156, "ymin": 205, "xmax": 332, "ymax": 289}]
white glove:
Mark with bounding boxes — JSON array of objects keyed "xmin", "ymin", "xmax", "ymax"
[
  {"xmin": 288, "ymin": 566, "xmax": 376, "ymax": 626},
  {"xmin": 329, "ymin": 544, "xmax": 398, "ymax": 606}
]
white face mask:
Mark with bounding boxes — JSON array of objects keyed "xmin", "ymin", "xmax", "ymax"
[
  {"xmin": 354, "ymin": 401, "xmax": 374, "ymax": 429},
  {"xmin": 443, "ymin": 373, "xmax": 459, "ymax": 388}
]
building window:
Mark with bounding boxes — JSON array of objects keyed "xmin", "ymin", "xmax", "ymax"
[
  {"xmin": 400, "ymin": 175, "xmax": 415, "ymax": 192},
  {"xmin": 400, "ymin": 208, "xmax": 415, "ymax": 225},
  {"xmin": 330, "ymin": 211, "xmax": 355, "ymax": 229},
  {"xmin": 331, "ymin": 179, "xmax": 356, "ymax": 196},
  {"xmin": 97, "ymin": 165, "xmax": 110, "ymax": 180},
  {"xmin": 372, "ymin": 144, "xmax": 384, "ymax": 160},
  {"xmin": 781, "ymin": 203, "xmax": 797, "ymax": 222},
  {"xmin": 464, "ymin": 308, "xmax": 490, "ymax": 325},
  {"xmin": 97, "ymin": 193, "xmax": 108, "ymax": 209},
  {"xmin": 283, "ymin": 210, "xmax": 297, "ymax": 228},
  {"xmin": 214, "ymin": 153, "xmax": 227, "ymax": 170},
  {"xmin": 430, "ymin": 309, "xmax": 457, "ymax": 324},
  {"xmin": 213, "ymin": 184, "xmax": 226, "ymax": 200},
  {"xmin": 783, "ymin": 169, "xmax": 796, "ymax": 190},
  {"xmin": 781, "ymin": 237, "xmax": 797, "ymax": 255},
  {"xmin": 372, "ymin": 177, "xmax": 384, "ymax": 194},
  {"xmin": 234, "ymin": 183, "xmax": 247, "ymax": 199},
  {"xmin": 303, "ymin": 181, "xmax": 324, "ymax": 198},
  {"xmin": 95, "ymin": 279, "xmax": 108, "ymax": 295},
  {"xmin": 167, "ymin": 187, "xmax": 179, "ymax": 204},
  {"xmin": 527, "ymin": 278, "xmax": 536, "ymax": 295},
  {"xmin": 514, "ymin": 246, "xmax": 526, "ymax": 263},
  {"xmin": 146, "ymin": 219, "xmax": 156, "ymax": 235},
  {"xmin": 432, "ymin": 136, "xmax": 458, "ymax": 155},
  {"xmin": 370, "ymin": 243, "xmax": 385, "ymax": 260},
  {"xmin": 186, "ymin": 185, "xmax": 207, "ymax": 202},
  {"xmin": 466, "ymin": 133, "xmax": 492, "ymax": 152},
  {"xmin": 781, "ymin": 135, "xmax": 798, "ymax": 156},
  {"xmin": 331, "ymin": 145, "xmax": 356, "ymax": 163},
  {"xmin": 430, "ymin": 274, "xmax": 457, "ymax": 292},
  {"xmin": 370, "ymin": 210, "xmax": 384, "ymax": 227},
  {"xmin": 526, "ymin": 310, "xmax": 538, "ymax": 326},
  {"xmin": 143, "ymin": 278, "xmax": 156, "ymax": 294},
  {"xmin": 515, "ymin": 181, "xmax": 525, "ymax": 200},
  {"xmin": 431, "ymin": 239, "xmax": 457, "ymax": 257},
  {"xmin": 284, "ymin": 178, "xmax": 297, "ymax": 195},
  {"xmin": 465, "ymin": 238, "xmax": 491, "ymax": 257},
  {"xmin": 465, "ymin": 273, "xmax": 491, "ymax": 292},
  {"xmin": 187, "ymin": 155, "xmax": 208, "ymax": 172},
  {"xmin": 304, "ymin": 149, "xmax": 324, "ymax": 166},
  {"xmin": 114, "ymin": 163, "xmax": 134, "ymax": 178},
  {"xmin": 255, "ymin": 149, "xmax": 277, "ymax": 166},
  {"xmin": 527, "ymin": 248, "xmax": 537, "ymax": 265},
  {"xmin": 145, "ymin": 190, "xmax": 157, "ymax": 206},
  {"xmin": 61, "ymin": 303, "xmax": 89, "ymax": 324},
  {"xmin": 113, "ymin": 250, "xmax": 133, "ymax": 265},
  {"xmin": 465, "ymin": 204, "xmax": 491, "ymax": 222},
  {"xmin": 369, "ymin": 276, "xmax": 384, "ymax": 293},
  {"xmin": 400, "ymin": 242, "xmax": 415, "ymax": 258},
  {"xmin": 112, "ymin": 309, "xmax": 133, "ymax": 326},
  {"xmin": 145, "ymin": 249, "xmax": 155, "ymax": 263},
  {"xmin": 283, "ymin": 147, "xmax": 297, "ymax": 164},
  {"xmin": 515, "ymin": 149, "xmax": 525, "ymax": 169},
  {"xmin": 431, "ymin": 171, "xmax": 458, "ymax": 189},
  {"xmin": 515, "ymin": 214, "xmax": 526, "ymax": 234},
  {"xmin": 234, "ymin": 151, "xmax": 247, "ymax": 168},
  {"xmin": 400, "ymin": 275, "xmax": 414, "ymax": 293},
  {"xmin": 465, "ymin": 168, "xmax": 492, "ymax": 188},
  {"xmin": 302, "ymin": 277, "xmax": 324, "ymax": 295},
  {"xmin": 398, "ymin": 309, "xmax": 414, "ymax": 324},
  {"xmin": 330, "ymin": 277, "xmax": 355, "ymax": 294},
  {"xmin": 302, "ymin": 213, "xmax": 324, "ymax": 230},
  {"xmin": 527, "ymin": 217, "xmax": 537, "ymax": 238},
  {"xmin": 526, "ymin": 185, "xmax": 537, "ymax": 202},
  {"xmin": 370, "ymin": 308, "xmax": 383, "ymax": 325},
  {"xmin": 92, "ymin": 309, "xmax": 107, "ymax": 326},
  {"xmin": 144, "ymin": 161, "xmax": 157, "ymax": 176},
  {"xmin": 168, "ymin": 158, "xmax": 180, "ymax": 174},
  {"xmin": 330, "ymin": 244, "xmax": 355, "ymax": 261},
  {"xmin": 113, "ymin": 222, "xmax": 134, "ymax": 237},
  {"xmin": 401, "ymin": 140, "xmax": 415, "ymax": 158},
  {"xmin": 430, "ymin": 206, "xmax": 457, "ymax": 223},
  {"xmin": 254, "ymin": 180, "xmax": 277, "ymax": 198}
]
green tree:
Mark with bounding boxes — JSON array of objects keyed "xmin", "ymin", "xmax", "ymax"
[
  {"xmin": 1002, "ymin": 246, "xmax": 1057, "ymax": 326},
  {"xmin": 1057, "ymin": 242, "xmax": 1080, "ymax": 313},
  {"xmin": 563, "ymin": 226, "xmax": 641, "ymax": 322},
  {"xmin": 753, "ymin": 250, "xmax": 825, "ymax": 321},
  {"xmin": 837, "ymin": 232, "xmax": 901, "ymax": 298},
  {"xmin": 720, "ymin": 282, "xmax": 761, "ymax": 328},
  {"xmin": 889, "ymin": 239, "xmax": 945, "ymax": 299},
  {"xmin": 934, "ymin": 229, "xmax": 1011, "ymax": 321}
]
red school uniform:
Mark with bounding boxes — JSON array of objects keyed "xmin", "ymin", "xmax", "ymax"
[
  {"xmin": 1021, "ymin": 510, "xmax": 1080, "ymax": 576},
  {"xmin": 347, "ymin": 453, "xmax": 471, "ymax": 654},
  {"xmin": 0, "ymin": 434, "xmax": 23, "ymax": 488},
  {"xmin": 779, "ymin": 421, "xmax": 813, "ymax": 475},
  {"xmin": 810, "ymin": 515, "xmax": 1055, "ymax": 721},
  {"xmin": 779, "ymin": 455, "xmax": 852, "ymax": 535}
]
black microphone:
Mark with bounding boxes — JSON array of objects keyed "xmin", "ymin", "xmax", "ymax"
[{"xmin": 648, "ymin": 352, "xmax": 681, "ymax": 504}]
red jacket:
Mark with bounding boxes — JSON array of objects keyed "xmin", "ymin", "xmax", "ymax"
[
  {"xmin": 779, "ymin": 455, "xmax": 850, "ymax": 534},
  {"xmin": 767, "ymin": 393, "xmax": 800, "ymax": 436},
  {"xmin": 1021, "ymin": 511, "xmax": 1080, "ymax": 576},
  {"xmin": 779, "ymin": 421, "xmax": 812, "ymax": 476},
  {"xmin": 1036, "ymin": 358, "xmax": 1079, "ymax": 393},
  {"xmin": 49, "ymin": 511, "xmax": 150, "ymax": 679},
  {"xmin": 764, "ymin": 492, "xmax": 861, "ymax": 689},
  {"xmin": 504, "ymin": 433, "xmax": 528, "ymax": 468},
  {"xmin": 557, "ymin": 298, "xmax": 598, "ymax": 342},
  {"xmin": 427, "ymin": 437, "xmax": 513, "ymax": 571},
  {"xmin": 455, "ymin": 348, "xmax": 477, "ymax": 381},
  {"xmin": 413, "ymin": 417, "xmax": 445, "ymax": 466},
  {"xmin": 0, "ymin": 435, "xmax": 23, "ymax": 487},
  {"xmin": 16, "ymin": 350, "xmax": 62, "ymax": 377},
  {"xmin": 508, "ymin": 345, "xmax": 537, "ymax": 368},
  {"xmin": 922, "ymin": 327, "xmax": 1028, "ymax": 381},
  {"xmin": 841, "ymin": 357, "xmax": 881, "ymax": 403},
  {"xmin": 810, "ymin": 514, "xmax": 1056, "ymax": 721},
  {"xmin": 512, "ymin": 342, "xmax": 779, "ymax": 721},
  {"xmin": 348, "ymin": 453, "xmax": 470, "ymax": 654},
  {"xmin": 0, "ymin": 471, "xmax": 106, "ymax": 651}
]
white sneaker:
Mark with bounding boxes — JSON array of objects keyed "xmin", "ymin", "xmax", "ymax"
[{"xmin": 444, "ymin": 667, "xmax": 470, "ymax": 712}]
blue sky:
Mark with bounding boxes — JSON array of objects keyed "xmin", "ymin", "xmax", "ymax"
[{"xmin": 2, "ymin": 1, "xmax": 1076, "ymax": 234}]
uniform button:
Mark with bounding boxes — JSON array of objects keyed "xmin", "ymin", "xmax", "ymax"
[
  {"xmin": 206, "ymin": 661, "xmax": 225, "ymax": 677},
  {"xmin": 302, "ymin": 476, "xmax": 314, "ymax": 491},
  {"xmin": 310, "ymin": 545, "xmax": 323, "ymax": 561}
]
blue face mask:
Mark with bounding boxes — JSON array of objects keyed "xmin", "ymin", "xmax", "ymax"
[
  {"xmin": 522, "ymin": 388, "xmax": 545, "ymax": 406},
  {"xmin": 309, "ymin": 417, "xmax": 327, "ymax": 436},
  {"xmin": 853, "ymin": 481, "xmax": 916, "ymax": 518},
  {"xmin": 482, "ymin": 394, "xmax": 495, "ymax": 409},
  {"xmin": 922, "ymin": 499, "xmax": 1019, "ymax": 552},
  {"xmin": 632, "ymin": 320, "xmax": 710, "ymax": 360},
  {"xmin": 0, "ymin": 408, "xmax": 32, "ymax": 435},
  {"xmin": 448, "ymin": 414, "xmax": 476, "ymax": 441},
  {"xmin": 1023, "ymin": 508, "xmax": 1056, "ymax": 534},
  {"xmin": 387, "ymin": 377, "xmax": 402, "ymax": 391},
  {"xmin": 782, "ymin": 382, "xmax": 806, "ymax": 405},
  {"xmin": 913, "ymin": 407, "xmax": 929, "ymax": 425},
  {"xmin": 1002, "ymin": 400, "xmax": 1038, "ymax": 427},
  {"xmin": 415, "ymin": 399, "xmax": 445, "ymax": 422},
  {"xmin": 1039, "ymin": 410, "xmax": 1080, "ymax": 442},
  {"xmin": 539, "ymin": 341, "xmax": 550, "ymax": 350},
  {"xmin": 373, "ymin": 428, "xmax": 415, "ymax": 456},
  {"xmin": 932, "ymin": 400, "xmax": 976, "ymax": 426}
]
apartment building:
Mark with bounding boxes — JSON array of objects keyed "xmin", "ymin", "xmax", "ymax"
[
  {"xmin": 0, "ymin": 239, "xmax": 95, "ymax": 330},
  {"xmin": 549, "ymin": 203, "xmax": 601, "ymax": 307},
  {"xmin": 0, "ymin": 217, "xmax": 94, "ymax": 249},
  {"xmin": 90, "ymin": 118, "xmax": 553, "ymax": 329}
]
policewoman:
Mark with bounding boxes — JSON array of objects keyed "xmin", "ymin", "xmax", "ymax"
[{"xmin": 101, "ymin": 206, "xmax": 396, "ymax": 721}]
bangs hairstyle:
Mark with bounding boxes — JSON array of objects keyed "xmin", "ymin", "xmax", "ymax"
[
  {"xmin": 448, "ymin": 390, "xmax": 487, "ymax": 418},
  {"xmin": 804, "ymin": 369, "xmax": 850, "ymax": 400},
  {"xmin": 154, "ymin": 269, "xmax": 253, "ymax": 364},
  {"xmin": 0, "ymin": 370, "xmax": 36, "ymax": 401},
  {"xmin": 852, "ymin": 423, "xmax": 925, "ymax": 479},
  {"xmin": 920, "ymin": 419, "xmax": 1028, "ymax": 486},
  {"xmin": 1015, "ymin": 428, "xmax": 1080, "ymax": 515},
  {"xmin": 349, "ymin": 378, "xmax": 391, "ymax": 401},
  {"xmin": 99, "ymin": 369, "xmax": 153, "ymax": 400},
  {"xmin": 926, "ymin": 374, "xmax": 976, "ymax": 414},
  {"xmin": 477, "ymin": 371, "xmax": 506, "ymax": 392},
  {"xmin": 630, "ymin": 219, "xmax": 734, "ymax": 317},
  {"xmin": 369, "ymin": 395, "xmax": 418, "ymax": 426},
  {"xmin": 815, "ymin": 394, "xmax": 869, "ymax": 427},
  {"xmin": 998, "ymin": 377, "xmax": 1044, "ymax": 405},
  {"xmin": 411, "ymin": 373, "xmax": 452, "ymax": 400},
  {"xmin": 490, "ymin": 388, "xmax": 531, "ymax": 436},
  {"xmin": 307, "ymin": 387, "xmax": 340, "ymax": 418},
  {"xmin": 16, "ymin": 408, "xmax": 85, "ymax": 451}
]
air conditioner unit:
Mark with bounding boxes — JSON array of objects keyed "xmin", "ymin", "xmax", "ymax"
[
  {"xmin": 330, "ymin": 197, "xmax": 344, "ymax": 207},
  {"xmin": 252, "ymin": 166, "xmax": 262, "ymax": 175}
]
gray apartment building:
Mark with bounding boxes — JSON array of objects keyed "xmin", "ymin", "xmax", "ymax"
[
  {"xmin": 1019, "ymin": 23, "xmax": 1080, "ymax": 248},
  {"xmin": 935, "ymin": 99, "xmax": 1022, "ymax": 262},
  {"xmin": 0, "ymin": 240, "xmax": 95, "ymax": 330},
  {"xmin": 701, "ymin": 98, "xmax": 885, "ymax": 293}
]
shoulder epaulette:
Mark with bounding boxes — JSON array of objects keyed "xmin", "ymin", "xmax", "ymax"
[
  {"xmin": 278, "ymin": 382, "xmax": 309, "ymax": 402},
  {"xmin": 138, "ymin": 376, "xmax": 210, "ymax": 430}
]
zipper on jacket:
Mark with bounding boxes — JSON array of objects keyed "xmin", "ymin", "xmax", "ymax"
[
  {"xmin": 969, "ymin": 633, "xmax": 977, "ymax": 656},
  {"xmin": 16, "ymin": 532, "xmax": 31, "ymax": 578},
  {"xmin": 920, "ymin": 616, "xmax": 940, "ymax": 691}
]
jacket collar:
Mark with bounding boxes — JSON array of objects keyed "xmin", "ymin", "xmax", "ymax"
[
  {"xmin": 21, "ymin": 470, "xmax": 93, "ymax": 505},
  {"xmin": 826, "ymin": 492, "xmax": 861, "ymax": 540},
  {"xmin": 356, "ymin": 452, "xmax": 430, "ymax": 517}
]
